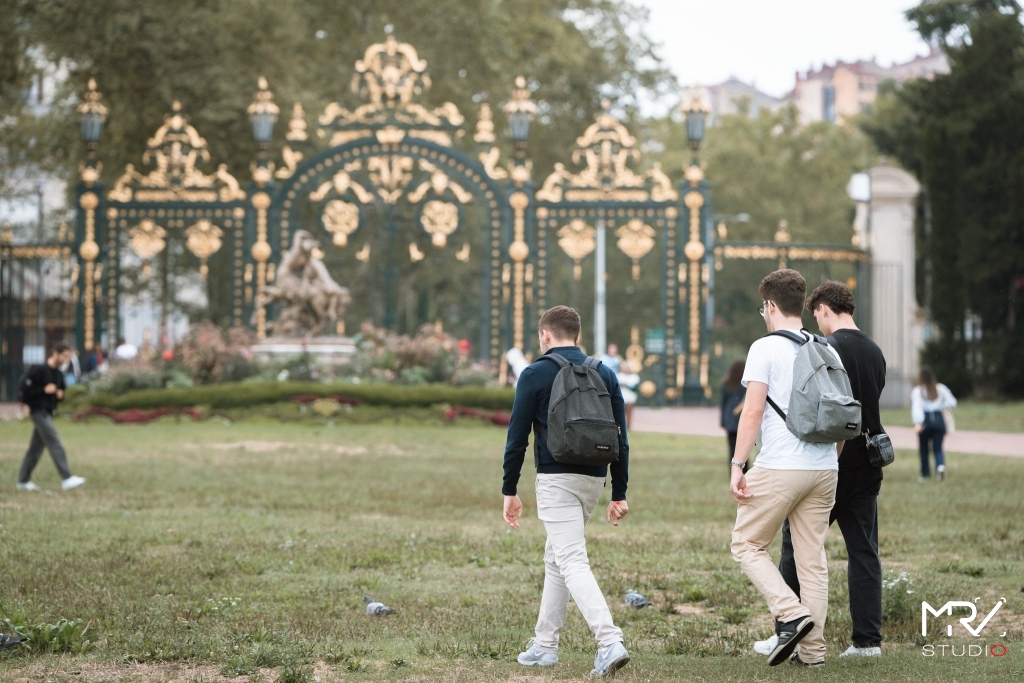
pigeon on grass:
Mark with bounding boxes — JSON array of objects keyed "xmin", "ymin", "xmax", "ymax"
[
  {"xmin": 364, "ymin": 596, "xmax": 393, "ymax": 616},
  {"xmin": 625, "ymin": 589, "xmax": 652, "ymax": 608}
]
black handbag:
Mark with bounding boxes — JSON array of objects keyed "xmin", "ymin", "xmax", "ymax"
[{"xmin": 865, "ymin": 430, "xmax": 895, "ymax": 468}]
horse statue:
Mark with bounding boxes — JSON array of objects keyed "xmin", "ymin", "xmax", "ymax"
[{"xmin": 251, "ymin": 230, "xmax": 352, "ymax": 337}]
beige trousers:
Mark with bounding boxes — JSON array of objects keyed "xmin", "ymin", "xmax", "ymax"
[
  {"xmin": 533, "ymin": 473, "xmax": 623, "ymax": 652},
  {"xmin": 731, "ymin": 467, "xmax": 838, "ymax": 663}
]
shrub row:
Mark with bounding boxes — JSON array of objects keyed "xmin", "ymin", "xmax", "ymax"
[{"xmin": 85, "ymin": 381, "xmax": 516, "ymax": 411}]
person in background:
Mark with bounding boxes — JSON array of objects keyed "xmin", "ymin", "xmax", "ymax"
[
  {"xmin": 81, "ymin": 345, "xmax": 100, "ymax": 374},
  {"xmin": 599, "ymin": 343, "xmax": 622, "ymax": 373},
  {"xmin": 60, "ymin": 349, "xmax": 81, "ymax": 386},
  {"xmin": 114, "ymin": 337, "xmax": 138, "ymax": 360},
  {"xmin": 911, "ymin": 367, "xmax": 957, "ymax": 482},
  {"xmin": 17, "ymin": 342, "xmax": 87, "ymax": 492},
  {"xmin": 617, "ymin": 359, "xmax": 641, "ymax": 429},
  {"xmin": 720, "ymin": 359, "xmax": 747, "ymax": 473}
]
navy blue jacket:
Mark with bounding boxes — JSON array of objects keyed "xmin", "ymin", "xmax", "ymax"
[{"xmin": 501, "ymin": 346, "xmax": 629, "ymax": 500}]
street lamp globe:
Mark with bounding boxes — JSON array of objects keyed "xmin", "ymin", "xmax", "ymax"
[
  {"xmin": 504, "ymin": 76, "xmax": 537, "ymax": 157},
  {"xmin": 77, "ymin": 79, "xmax": 107, "ymax": 148},
  {"xmin": 681, "ymin": 86, "xmax": 711, "ymax": 153},
  {"xmin": 248, "ymin": 76, "xmax": 279, "ymax": 146}
]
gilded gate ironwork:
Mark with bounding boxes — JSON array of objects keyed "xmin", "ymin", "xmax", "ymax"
[{"xmin": 63, "ymin": 38, "xmax": 872, "ymax": 405}]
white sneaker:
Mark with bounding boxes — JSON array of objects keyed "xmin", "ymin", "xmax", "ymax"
[
  {"xmin": 16, "ymin": 481, "xmax": 41, "ymax": 492},
  {"xmin": 590, "ymin": 641, "xmax": 629, "ymax": 678},
  {"xmin": 517, "ymin": 639, "xmax": 557, "ymax": 667},
  {"xmin": 840, "ymin": 645, "xmax": 881, "ymax": 657},
  {"xmin": 753, "ymin": 634, "xmax": 778, "ymax": 656},
  {"xmin": 61, "ymin": 476, "xmax": 86, "ymax": 491},
  {"xmin": 936, "ymin": 465, "xmax": 946, "ymax": 482}
]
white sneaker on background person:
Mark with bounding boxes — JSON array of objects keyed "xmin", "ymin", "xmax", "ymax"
[
  {"xmin": 752, "ymin": 634, "xmax": 778, "ymax": 656},
  {"xmin": 840, "ymin": 644, "xmax": 881, "ymax": 657},
  {"xmin": 61, "ymin": 475, "xmax": 86, "ymax": 491},
  {"xmin": 16, "ymin": 481, "xmax": 42, "ymax": 492},
  {"xmin": 936, "ymin": 465, "xmax": 946, "ymax": 481},
  {"xmin": 517, "ymin": 638, "xmax": 557, "ymax": 667}
]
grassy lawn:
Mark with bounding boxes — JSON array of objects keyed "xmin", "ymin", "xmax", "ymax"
[
  {"xmin": 0, "ymin": 418, "xmax": 1021, "ymax": 682},
  {"xmin": 880, "ymin": 400, "xmax": 1024, "ymax": 433}
]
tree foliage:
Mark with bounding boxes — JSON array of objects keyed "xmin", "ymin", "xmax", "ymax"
[
  {"xmin": 862, "ymin": 0, "xmax": 1024, "ymax": 396},
  {"xmin": 5, "ymin": 0, "xmax": 671, "ymax": 193}
]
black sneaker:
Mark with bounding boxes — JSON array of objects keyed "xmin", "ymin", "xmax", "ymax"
[
  {"xmin": 767, "ymin": 616, "xmax": 814, "ymax": 666},
  {"xmin": 0, "ymin": 633, "xmax": 24, "ymax": 651},
  {"xmin": 790, "ymin": 654, "xmax": 824, "ymax": 667}
]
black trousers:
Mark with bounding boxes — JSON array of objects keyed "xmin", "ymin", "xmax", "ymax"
[
  {"xmin": 780, "ymin": 477, "xmax": 882, "ymax": 647},
  {"xmin": 20, "ymin": 410, "xmax": 73, "ymax": 482}
]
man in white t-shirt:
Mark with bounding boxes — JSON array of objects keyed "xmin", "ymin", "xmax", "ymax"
[{"xmin": 729, "ymin": 269, "xmax": 841, "ymax": 668}]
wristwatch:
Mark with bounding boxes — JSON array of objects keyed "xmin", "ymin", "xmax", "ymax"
[{"xmin": 730, "ymin": 460, "xmax": 745, "ymax": 468}]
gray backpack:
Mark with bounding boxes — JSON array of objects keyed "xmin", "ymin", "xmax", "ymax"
[
  {"xmin": 765, "ymin": 330, "xmax": 862, "ymax": 444},
  {"xmin": 538, "ymin": 353, "xmax": 621, "ymax": 466}
]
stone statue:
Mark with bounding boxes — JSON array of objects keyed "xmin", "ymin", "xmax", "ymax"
[{"xmin": 252, "ymin": 230, "xmax": 352, "ymax": 337}]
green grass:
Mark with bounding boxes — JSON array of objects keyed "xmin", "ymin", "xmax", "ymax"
[
  {"xmin": 881, "ymin": 400, "xmax": 1024, "ymax": 433},
  {"xmin": 0, "ymin": 419, "xmax": 1021, "ymax": 682}
]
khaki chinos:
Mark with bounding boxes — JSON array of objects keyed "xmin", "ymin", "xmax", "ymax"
[{"xmin": 731, "ymin": 466, "xmax": 838, "ymax": 663}]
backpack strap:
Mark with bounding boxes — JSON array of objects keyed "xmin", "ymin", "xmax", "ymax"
[
  {"xmin": 582, "ymin": 356, "xmax": 603, "ymax": 370},
  {"xmin": 536, "ymin": 352, "xmax": 571, "ymax": 369},
  {"xmin": 768, "ymin": 329, "xmax": 809, "ymax": 345}
]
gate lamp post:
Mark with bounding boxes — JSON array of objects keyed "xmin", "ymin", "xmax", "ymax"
[
  {"xmin": 248, "ymin": 77, "xmax": 279, "ymax": 151},
  {"xmin": 682, "ymin": 86, "xmax": 710, "ymax": 164},
  {"xmin": 77, "ymin": 79, "xmax": 107, "ymax": 165},
  {"xmin": 504, "ymin": 76, "xmax": 536, "ymax": 165}
]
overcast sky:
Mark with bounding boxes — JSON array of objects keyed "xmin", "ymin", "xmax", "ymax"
[{"xmin": 635, "ymin": 0, "xmax": 931, "ymax": 98}]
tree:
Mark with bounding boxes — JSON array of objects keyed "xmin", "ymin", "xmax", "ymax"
[{"xmin": 862, "ymin": 0, "xmax": 1024, "ymax": 397}]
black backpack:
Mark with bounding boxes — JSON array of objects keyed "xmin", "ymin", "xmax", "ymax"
[
  {"xmin": 537, "ymin": 353, "xmax": 620, "ymax": 466},
  {"xmin": 16, "ymin": 368, "xmax": 32, "ymax": 404}
]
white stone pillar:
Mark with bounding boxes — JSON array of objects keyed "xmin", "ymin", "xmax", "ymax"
[{"xmin": 868, "ymin": 165, "xmax": 922, "ymax": 407}]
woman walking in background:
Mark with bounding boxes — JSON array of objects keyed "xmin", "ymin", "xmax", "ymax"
[
  {"xmin": 911, "ymin": 366, "xmax": 957, "ymax": 482},
  {"xmin": 720, "ymin": 359, "xmax": 747, "ymax": 473}
]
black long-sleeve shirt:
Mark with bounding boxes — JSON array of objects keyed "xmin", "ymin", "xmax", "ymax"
[
  {"xmin": 501, "ymin": 346, "xmax": 629, "ymax": 500},
  {"xmin": 21, "ymin": 363, "xmax": 65, "ymax": 414}
]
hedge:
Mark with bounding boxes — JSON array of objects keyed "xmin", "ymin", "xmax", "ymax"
[{"xmin": 84, "ymin": 381, "xmax": 516, "ymax": 411}]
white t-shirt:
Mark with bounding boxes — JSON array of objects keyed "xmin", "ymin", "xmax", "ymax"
[{"xmin": 741, "ymin": 331, "xmax": 841, "ymax": 471}]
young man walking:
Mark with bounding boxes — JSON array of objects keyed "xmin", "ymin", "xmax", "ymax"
[
  {"xmin": 502, "ymin": 305, "xmax": 631, "ymax": 678},
  {"xmin": 17, "ymin": 342, "xmax": 86, "ymax": 492},
  {"xmin": 755, "ymin": 281, "xmax": 886, "ymax": 658},
  {"xmin": 729, "ymin": 270, "xmax": 841, "ymax": 667}
]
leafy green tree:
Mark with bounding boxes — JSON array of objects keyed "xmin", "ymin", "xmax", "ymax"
[{"xmin": 862, "ymin": 0, "xmax": 1024, "ymax": 396}]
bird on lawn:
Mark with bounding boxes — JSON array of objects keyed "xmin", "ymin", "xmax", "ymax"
[
  {"xmin": 364, "ymin": 596, "xmax": 393, "ymax": 616},
  {"xmin": 625, "ymin": 589, "xmax": 653, "ymax": 608}
]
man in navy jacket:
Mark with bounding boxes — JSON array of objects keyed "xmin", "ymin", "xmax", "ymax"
[{"xmin": 502, "ymin": 305, "xmax": 631, "ymax": 678}]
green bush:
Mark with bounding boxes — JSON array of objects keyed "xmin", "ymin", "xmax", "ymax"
[{"xmin": 85, "ymin": 380, "xmax": 515, "ymax": 411}]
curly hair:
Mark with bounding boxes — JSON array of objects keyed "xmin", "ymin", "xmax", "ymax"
[{"xmin": 807, "ymin": 280, "xmax": 856, "ymax": 316}]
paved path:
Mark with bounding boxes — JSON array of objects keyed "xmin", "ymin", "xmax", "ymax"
[{"xmin": 633, "ymin": 407, "xmax": 1024, "ymax": 458}]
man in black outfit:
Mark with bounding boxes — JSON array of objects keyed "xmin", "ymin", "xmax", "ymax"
[
  {"xmin": 17, "ymin": 342, "xmax": 86, "ymax": 492},
  {"xmin": 754, "ymin": 281, "xmax": 886, "ymax": 659}
]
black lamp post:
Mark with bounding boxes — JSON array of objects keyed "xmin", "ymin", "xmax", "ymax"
[
  {"xmin": 77, "ymin": 79, "xmax": 107, "ymax": 164},
  {"xmin": 248, "ymin": 76, "xmax": 279, "ymax": 152},
  {"xmin": 681, "ymin": 86, "xmax": 710, "ymax": 162},
  {"xmin": 504, "ymin": 76, "xmax": 536, "ymax": 163}
]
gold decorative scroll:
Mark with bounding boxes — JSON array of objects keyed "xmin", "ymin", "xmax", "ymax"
[
  {"xmin": 185, "ymin": 219, "xmax": 224, "ymax": 278},
  {"xmin": 129, "ymin": 219, "xmax": 167, "ymax": 279},
  {"xmin": 616, "ymin": 218, "xmax": 656, "ymax": 280},
  {"xmin": 714, "ymin": 244, "xmax": 868, "ymax": 263},
  {"xmin": 318, "ymin": 36, "xmax": 464, "ymax": 146},
  {"xmin": 474, "ymin": 103, "xmax": 496, "ymax": 143},
  {"xmin": 409, "ymin": 242, "xmax": 425, "ymax": 262},
  {"xmin": 367, "ymin": 155, "xmax": 414, "ymax": 204},
  {"xmin": 508, "ymin": 192, "xmax": 530, "ymax": 350},
  {"xmin": 420, "ymin": 200, "xmax": 459, "ymax": 247},
  {"xmin": 309, "ymin": 163, "xmax": 376, "ymax": 205},
  {"xmin": 322, "ymin": 200, "xmax": 360, "ymax": 246},
  {"xmin": 558, "ymin": 219, "xmax": 596, "ymax": 281},
  {"xmin": 407, "ymin": 160, "xmax": 474, "ymax": 204},
  {"xmin": 536, "ymin": 103, "xmax": 677, "ymax": 203},
  {"xmin": 683, "ymin": 189, "xmax": 705, "ymax": 359},
  {"xmin": 108, "ymin": 102, "xmax": 246, "ymax": 203},
  {"xmin": 275, "ymin": 103, "xmax": 308, "ymax": 180}
]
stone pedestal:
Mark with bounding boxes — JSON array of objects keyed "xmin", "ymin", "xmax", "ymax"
[{"xmin": 251, "ymin": 336, "xmax": 357, "ymax": 363}]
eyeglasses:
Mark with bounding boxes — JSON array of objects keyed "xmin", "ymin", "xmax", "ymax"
[{"xmin": 758, "ymin": 301, "xmax": 771, "ymax": 317}]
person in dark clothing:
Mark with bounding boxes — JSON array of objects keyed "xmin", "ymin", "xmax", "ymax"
[
  {"xmin": 720, "ymin": 359, "xmax": 747, "ymax": 473},
  {"xmin": 503, "ymin": 305, "xmax": 631, "ymax": 678},
  {"xmin": 755, "ymin": 281, "xmax": 885, "ymax": 659},
  {"xmin": 17, "ymin": 343, "xmax": 86, "ymax": 492}
]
